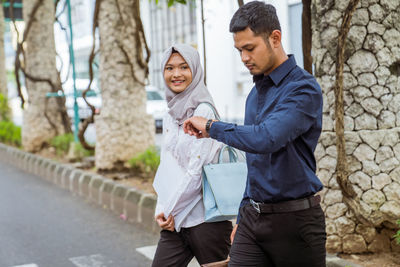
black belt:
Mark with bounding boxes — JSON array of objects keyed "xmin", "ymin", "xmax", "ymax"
[{"xmin": 249, "ymin": 195, "xmax": 321, "ymax": 214}]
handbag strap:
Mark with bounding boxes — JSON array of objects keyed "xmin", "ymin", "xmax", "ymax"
[
  {"xmin": 200, "ymin": 102, "xmax": 221, "ymax": 120},
  {"xmin": 219, "ymin": 145, "xmax": 238, "ymax": 163},
  {"xmin": 199, "ymin": 102, "xmax": 245, "ymax": 163}
]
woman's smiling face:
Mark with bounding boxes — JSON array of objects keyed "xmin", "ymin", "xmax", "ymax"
[{"xmin": 164, "ymin": 52, "xmax": 193, "ymax": 93}]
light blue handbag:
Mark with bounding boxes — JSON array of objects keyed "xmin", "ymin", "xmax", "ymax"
[
  {"xmin": 199, "ymin": 102, "xmax": 247, "ymax": 222},
  {"xmin": 202, "ymin": 146, "xmax": 247, "ymax": 222}
]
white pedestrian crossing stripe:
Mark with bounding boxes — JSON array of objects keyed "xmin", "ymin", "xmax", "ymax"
[
  {"xmin": 136, "ymin": 245, "xmax": 200, "ymax": 267},
  {"xmin": 69, "ymin": 254, "xmax": 111, "ymax": 267},
  {"xmin": 136, "ymin": 245, "xmax": 157, "ymax": 260},
  {"xmin": 11, "ymin": 265, "xmax": 38, "ymax": 267}
]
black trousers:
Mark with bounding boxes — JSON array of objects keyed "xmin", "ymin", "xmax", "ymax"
[
  {"xmin": 229, "ymin": 204, "xmax": 326, "ymax": 267},
  {"xmin": 152, "ymin": 220, "xmax": 232, "ymax": 267}
]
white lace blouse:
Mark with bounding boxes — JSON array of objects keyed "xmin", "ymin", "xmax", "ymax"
[{"xmin": 153, "ymin": 103, "xmax": 222, "ymax": 232}]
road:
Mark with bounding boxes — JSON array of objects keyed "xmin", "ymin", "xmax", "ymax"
[{"xmin": 0, "ymin": 160, "xmax": 159, "ymax": 267}]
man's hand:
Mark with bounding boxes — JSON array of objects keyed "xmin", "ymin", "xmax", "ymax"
[
  {"xmin": 230, "ymin": 224, "xmax": 238, "ymax": 244},
  {"xmin": 155, "ymin": 213, "xmax": 175, "ymax": 231},
  {"xmin": 183, "ymin": 116, "xmax": 209, "ymax": 138}
]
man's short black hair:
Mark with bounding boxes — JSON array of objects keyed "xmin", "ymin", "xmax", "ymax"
[{"xmin": 229, "ymin": 1, "xmax": 281, "ymax": 39}]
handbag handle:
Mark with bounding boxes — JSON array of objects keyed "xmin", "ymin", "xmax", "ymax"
[
  {"xmin": 218, "ymin": 145, "xmax": 238, "ymax": 163},
  {"xmin": 218, "ymin": 145, "xmax": 246, "ymax": 163},
  {"xmin": 199, "ymin": 102, "xmax": 245, "ymax": 163},
  {"xmin": 200, "ymin": 102, "xmax": 221, "ymax": 120}
]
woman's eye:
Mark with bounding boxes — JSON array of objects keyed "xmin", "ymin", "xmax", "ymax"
[
  {"xmin": 165, "ymin": 67, "xmax": 172, "ymax": 71},
  {"xmin": 181, "ymin": 66, "xmax": 188, "ymax": 70}
]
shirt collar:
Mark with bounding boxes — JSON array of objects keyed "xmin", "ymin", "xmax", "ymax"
[{"xmin": 253, "ymin": 54, "xmax": 297, "ymax": 86}]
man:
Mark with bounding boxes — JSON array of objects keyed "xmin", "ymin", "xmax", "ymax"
[{"xmin": 183, "ymin": 1, "xmax": 326, "ymax": 266}]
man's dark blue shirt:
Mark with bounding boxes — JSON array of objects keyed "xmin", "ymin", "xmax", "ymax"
[{"xmin": 209, "ymin": 55, "xmax": 323, "ymax": 222}]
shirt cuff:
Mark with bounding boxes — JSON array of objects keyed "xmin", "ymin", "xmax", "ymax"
[{"xmin": 209, "ymin": 121, "xmax": 235, "ymax": 142}]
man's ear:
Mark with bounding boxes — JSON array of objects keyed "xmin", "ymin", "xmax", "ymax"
[{"xmin": 269, "ymin": 30, "xmax": 282, "ymax": 48}]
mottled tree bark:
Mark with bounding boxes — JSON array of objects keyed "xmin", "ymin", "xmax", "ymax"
[
  {"xmin": 95, "ymin": 0, "xmax": 154, "ymax": 170},
  {"xmin": 22, "ymin": 0, "xmax": 67, "ymax": 151},
  {"xmin": 312, "ymin": 0, "xmax": 400, "ymax": 253}
]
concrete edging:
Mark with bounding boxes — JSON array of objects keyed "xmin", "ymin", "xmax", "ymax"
[
  {"xmin": 0, "ymin": 143, "xmax": 363, "ymax": 266},
  {"xmin": 0, "ymin": 143, "xmax": 158, "ymax": 233}
]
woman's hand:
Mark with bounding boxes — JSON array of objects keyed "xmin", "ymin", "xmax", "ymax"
[{"xmin": 155, "ymin": 213, "xmax": 175, "ymax": 231}]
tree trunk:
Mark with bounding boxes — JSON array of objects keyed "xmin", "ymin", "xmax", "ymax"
[
  {"xmin": 95, "ymin": 0, "xmax": 154, "ymax": 170},
  {"xmin": 22, "ymin": 0, "xmax": 67, "ymax": 151},
  {"xmin": 312, "ymin": 0, "xmax": 400, "ymax": 253},
  {"xmin": 301, "ymin": 0, "xmax": 312, "ymax": 74},
  {"xmin": 0, "ymin": 3, "xmax": 7, "ymax": 97}
]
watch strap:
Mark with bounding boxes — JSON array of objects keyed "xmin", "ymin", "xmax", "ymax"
[{"xmin": 205, "ymin": 119, "xmax": 213, "ymax": 133}]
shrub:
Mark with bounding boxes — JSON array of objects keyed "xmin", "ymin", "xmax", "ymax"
[
  {"xmin": 0, "ymin": 93, "xmax": 10, "ymax": 121},
  {"xmin": 50, "ymin": 133, "xmax": 94, "ymax": 160},
  {"xmin": 50, "ymin": 133, "xmax": 75, "ymax": 156},
  {"xmin": 128, "ymin": 146, "xmax": 160, "ymax": 178},
  {"xmin": 72, "ymin": 142, "xmax": 94, "ymax": 159},
  {"xmin": 394, "ymin": 220, "xmax": 400, "ymax": 245},
  {"xmin": 0, "ymin": 120, "xmax": 21, "ymax": 147}
]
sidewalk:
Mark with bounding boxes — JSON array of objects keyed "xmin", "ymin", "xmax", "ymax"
[{"xmin": 0, "ymin": 143, "xmax": 363, "ymax": 267}]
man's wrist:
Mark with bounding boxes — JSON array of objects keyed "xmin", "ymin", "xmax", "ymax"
[{"xmin": 205, "ymin": 119, "xmax": 218, "ymax": 133}]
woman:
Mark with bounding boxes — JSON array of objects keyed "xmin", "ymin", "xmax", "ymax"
[{"xmin": 152, "ymin": 44, "xmax": 232, "ymax": 267}]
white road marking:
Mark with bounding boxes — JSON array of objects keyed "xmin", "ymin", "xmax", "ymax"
[
  {"xmin": 11, "ymin": 265, "xmax": 39, "ymax": 267},
  {"xmin": 136, "ymin": 245, "xmax": 200, "ymax": 267},
  {"xmin": 135, "ymin": 245, "xmax": 157, "ymax": 260},
  {"xmin": 69, "ymin": 254, "xmax": 111, "ymax": 267}
]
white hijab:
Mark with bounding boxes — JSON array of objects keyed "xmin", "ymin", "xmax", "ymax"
[{"xmin": 161, "ymin": 44, "xmax": 218, "ymax": 125}]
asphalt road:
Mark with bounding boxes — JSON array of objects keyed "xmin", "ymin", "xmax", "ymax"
[{"xmin": 0, "ymin": 160, "xmax": 159, "ymax": 267}]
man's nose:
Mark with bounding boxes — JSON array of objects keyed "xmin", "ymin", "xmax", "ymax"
[{"xmin": 241, "ymin": 51, "xmax": 250, "ymax": 63}]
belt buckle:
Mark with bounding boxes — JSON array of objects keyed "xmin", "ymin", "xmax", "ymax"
[{"xmin": 250, "ymin": 199, "xmax": 261, "ymax": 213}]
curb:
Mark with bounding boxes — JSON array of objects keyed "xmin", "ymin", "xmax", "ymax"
[
  {"xmin": 326, "ymin": 254, "xmax": 364, "ymax": 267},
  {"xmin": 0, "ymin": 143, "xmax": 363, "ymax": 266},
  {"xmin": 0, "ymin": 143, "xmax": 159, "ymax": 234}
]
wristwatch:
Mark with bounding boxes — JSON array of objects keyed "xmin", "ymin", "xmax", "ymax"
[{"xmin": 205, "ymin": 119, "xmax": 216, "ymax": 133}]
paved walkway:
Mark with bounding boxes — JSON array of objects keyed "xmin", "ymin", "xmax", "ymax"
[{"xmin": 0, "ymin": 143, "xmax": 362, "ymax": 267}]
